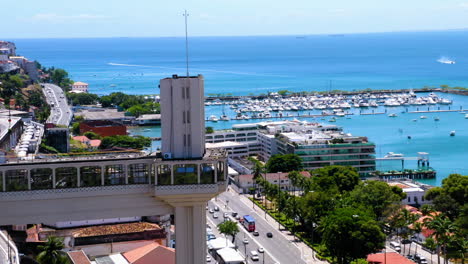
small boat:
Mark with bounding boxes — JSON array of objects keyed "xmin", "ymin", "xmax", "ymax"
[
  {"xmin": 434, "ymin": 117, "xmax": 440, "ymax": 121},
  {"xmin": 420, "ymin": 116, "xmax": 427, "ymax": 119},
  {"xmin": 208, "ymin": 115, "xmax": 219, "ymax": 122},
  {"xmin": 384, "ymin": 152, "xmax": 404, "ymax": 158},
  {"xmin": 388, "ymin": 113, "xmax": 397, "ymax": 117},
  {"xmin": 329, "ymin": 117, "xmax": 337, "ymax": 122},
  {"xmin": 437, "ymin": 57, "xmax": 456, "ymax": 64},
  {"xmin": 412, "ymin": 119, "xmax": 418, "ymax": 122},
  {"xmin": 450, "ymin": 131, "xmax": 456, "ymax": 136},
  {"xmin": 407, "ymin": 136, "xmax": 412, "ymax": 139},
  {"xmin": 110, "ymin": 84, "xmax": 117, "ymax": 87},
  {"xmin": 220, "ymin": 115, "xmax": 230, "ymax": 121}
]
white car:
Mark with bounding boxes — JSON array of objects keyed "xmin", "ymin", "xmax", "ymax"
[
  {"xmin": 258, "ymin": 247, "xmax": 265, "ymax": 253},
  {"xmin": 223, "ymin": 213, "xmax": 229, "ymax": 218},
  {"xmin": 206, "ymin": 255, "xmax": 211, "ymax": 262},
  {"xmin": 243, "ymin": 238, "xmax": 249, "ymax": 244},
  {"xmin": 213, "ymin": 213, "xmax": 219, "ymax": 219}
]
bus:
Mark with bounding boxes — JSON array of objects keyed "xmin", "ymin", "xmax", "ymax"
[{"xmin": 242, "ymin": 215, "xmax": 255, "ymax": 232}]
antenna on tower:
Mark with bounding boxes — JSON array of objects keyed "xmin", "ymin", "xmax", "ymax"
[{"xmin": 183, "ymin": 10, "xmax": 190, "ymax": 77}]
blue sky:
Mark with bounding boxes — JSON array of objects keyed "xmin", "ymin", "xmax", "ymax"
[{"xmin": 5, "ymin": 0, "xmax": 468, "ymax": 38}]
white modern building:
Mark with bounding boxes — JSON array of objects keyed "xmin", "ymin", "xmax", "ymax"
[
  {"xmin": 71, "ymin": 82, "xmax": 89, "ymax": 93},
  {"xmin": 206, "ymin": 120, "xmax": 376, "ymax": 176},
  {"xmin": 388, "ymin": 181, "xmax": 432, "ymax": 206},
  {"xmin": 160, "ymin": 75, "xmax": 205, "ymax": 159}
]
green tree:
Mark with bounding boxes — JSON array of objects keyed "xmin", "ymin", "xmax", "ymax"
[
  {"xmin": 312, "ymin": 165, "xmax": 360, "ymax": 194},
  {"xmin": 217, "ymin": 221, "xmax": 239, "ymax": 243},
  {"xmin": 425, "ymin": 174, "xmax": 467, "ymax": 220},
  {"xmin": 100, "ymin": 135, "xmax": 151, "ymax": 150},
  {"xmin": 350, "ymin": 259, "xmax": 369, "ymax": 264},
  {"xmin": 83, "ymin": 131, "xmax": 101, "ymax": 140},
  {"xmin": 205, "ymin": 126, "xmax": 214, "ymax": 134},
  {"xmin": 349, "ymin": 180, "xmax": 405, "ymax": 219},
  {"xmin": 71, "ymin": 122, "xmax": 80, "ymax": 135},
  {"xmin": 320, "ymin": 207, "xmax": 386, "ymax": 264},
  {"xmin": 424, "ymin": 215, "xmax": 458, "ymax": 264},
  {"xmin": 36, "ymin": 236, "xmax": 69, "ymax": 264},
  {"xmin": 266, "ymin": 154, "xmax": 302, "ymax": 173}
]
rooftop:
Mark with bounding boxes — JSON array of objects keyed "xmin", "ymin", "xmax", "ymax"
[
  {"xmin": 73, "ymin": 82, "xmax": 89, "ymax": 86},
  {"xmin": 75, "ymin": 109, "xmax": 130, "ymax": 121},
  {"xmin": 67, "ymin": 250, "xmax": 92, "ymax": 264},
  {"xmin": 135, "ymin": 114, "xmax": 161, "ymax": 120},
  {"xmin": 73, "ymin": 222, "xmax": 162, "ymax": 238},
  {"xmin": 123, "ymin": 242, "xmax": 175, "ymax": 264},
  {"xmin": 367, "ymin": 252, "xmax": 415, "ymax": 264}
]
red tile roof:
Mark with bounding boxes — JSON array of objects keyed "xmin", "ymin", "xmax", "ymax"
[
  {"xmin": 89, "ymin": 139, "xmax": 101, "ymax": 147},
  {"xmin": 123, "ymin": 242, "xmax": 175, "ymax": 264},
  {"xmin": 367, "ymin": 252, "xmax": 415, "ymax": 264},
  {"xmin": 67, "ymin": 250, "xmax": 91, "ymax": 264},
  {"xmin": 73, "ymin": 136, "xmax": 89, "ymax": 143}
]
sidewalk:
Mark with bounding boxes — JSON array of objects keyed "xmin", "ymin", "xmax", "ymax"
[{"xmin": 229, "ymin": 190, "xmax": 328, "ymax": 264}]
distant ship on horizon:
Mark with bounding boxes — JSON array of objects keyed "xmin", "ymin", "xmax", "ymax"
[{"xmin": 437, "ymin": 57, "xmax": 456, "ymax": 64}]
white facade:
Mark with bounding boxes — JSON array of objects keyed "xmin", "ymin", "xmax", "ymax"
[
  {"xmin": 160, "ymin": 75, "xmax": 205, "ymax": 159},
  {"xmin": 388, "ymin": 181, "xmax": 431, "ymax": 206},
  {"xmin": 72, "ymin": 82, "xmax": 89, "ymax": 93}
]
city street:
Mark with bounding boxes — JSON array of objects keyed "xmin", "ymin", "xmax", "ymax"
[
  {"xmin": 208, "ymin": 190, "xmax": 309, "ymax": 264},
  {"xmin": 41, "ymin": 83, "xmax": 72, "ymax": 126}
]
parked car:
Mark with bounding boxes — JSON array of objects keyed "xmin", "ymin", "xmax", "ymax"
[
  {"xmin": 266, "ymin": 232, "xmax": 273, "ymax": 238},
  {"xmin": 213, "ymin": 213, "xmax": 219, "ymax": 219},
  {"xmin": 232, "ymin": 212, "xmax": 238, "ymax": 217},
  {"xmin": 214, "ymin": 206, "xmax": 219, "ymax": 211},
  {"xmin": 253, "ymin": 231, "xmax": 259, "ymax": 236},
  {"xmin": 223, "ymin": 213, "xmax": 229, "ymax": 218},
  {"xmin": 250, "ymin": 251, "xmax": 259, "ymax": 261},
  {"xmin": 209, "ymin": 209, "xmax": 214, "ymax": 214}
]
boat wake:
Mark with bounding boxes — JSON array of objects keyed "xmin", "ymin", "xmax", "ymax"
[
  {"xmin": 437, "ymin": 57, "xmax": 456, "ymax": 64},
  {"xmin": 107, "ymin": 62, "xmax": 291, "ymax": 77}
]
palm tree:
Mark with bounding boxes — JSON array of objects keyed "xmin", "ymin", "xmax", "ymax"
[
  {"xmin": 36, "ymin": 236, "xmax": 69, "ymax": 264},
  {"xmin": 424, "ymin": 215, "xmax": 458, "ymax": 264},
  {"xmin": 248, "ymin": 157, "xmax": 265, "ymax": 206},
  {"xmin": 411, "ymin": 222, "xmax": 423, "ymax": 255}
]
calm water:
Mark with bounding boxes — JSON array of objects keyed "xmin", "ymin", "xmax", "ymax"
[{"xmin": 10, "ymin": 31, "xmax": 468, "ymax": 185}]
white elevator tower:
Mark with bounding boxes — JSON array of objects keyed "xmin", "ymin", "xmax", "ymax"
[{"xmin": 160, "ymin": 75, "xmax": 206, "ymax": 159}]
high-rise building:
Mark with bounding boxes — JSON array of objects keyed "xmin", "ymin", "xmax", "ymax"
[{"xmin": 160, "ymin": 74, "xmax": 205, "ymax": 159}]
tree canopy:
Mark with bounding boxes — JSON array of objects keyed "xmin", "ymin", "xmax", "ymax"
[
  {"xmin": 217, "ymin": 221, "xmax": 239, "ymax": 243},
  {"xmin": 320, "ymin": 207, "xmax": 385, "ymax": 264},
  {"xmin": 36, "ymin": 236, "xmax": 69, "ymax": 264},
  {"xmin": 100, "ymin": 135, "xmax": 151, "ymax": 150},
  {"xmin": 266, "ymin": 154, "xmax": 303, "ymax": 173}
]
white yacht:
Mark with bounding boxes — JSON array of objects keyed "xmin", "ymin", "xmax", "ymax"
[
  {"xmin": 384, "ymin": 152, "xmax": 404, "ymax": 158},
  {"xmin": 420, "ymin": 116, "xmax": 427, "ymax": 119},
  {"xmin": 208, "ymin": 115, "xmax": 219, "ymax": 122},
  {"xmin": 388, "ymin": 113, "xmax": 397, "ymax": 117},
  {"xmin": 220, "ymin": 115, "xmax": 230, "ymax": 121}
]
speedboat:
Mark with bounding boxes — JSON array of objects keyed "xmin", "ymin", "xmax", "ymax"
[
  {"xmin": 420, "ymin": 116, "xmax": 427, "ymax": 119},
  {"xmin": 437, "ymin": 57, "xmax": 456, "ymax": 64},
  {"xmin": 220, "ymin": 115, "xmax": 230, "ymax": 121},
  {"xmin": 434, "ymin": 117, "xmax": 440, "ymax": 121},
  {"xmin": 450, "ymin": 131, "xmax": 456, "ymax": 136},
  {"xmin": 208, "ymin": 115, "xmax": 219, "ymax": 122},
  {"xmin": 388, "ymin": 113, "xmax": 397, "ymax": 117},
  {"xmin": 384, "ymin": 152, "xmax": 404, "ymax": 158}
]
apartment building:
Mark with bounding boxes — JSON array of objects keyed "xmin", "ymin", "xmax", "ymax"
[{"xmin": 206, "ymin": 120, "xmax": 376, "ymax": 176}]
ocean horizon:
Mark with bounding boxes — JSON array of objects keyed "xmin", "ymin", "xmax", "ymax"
[{"xmin": 9, "ymin": 30, "xmax": 468, "ymax": 186}]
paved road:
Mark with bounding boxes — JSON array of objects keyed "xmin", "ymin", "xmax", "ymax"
[
  {"xmin": 41, "ymin": 83, "xmax": 72, "ymax": 126},
  {"xmin": 209, "ymin": 191, "xmax": 306, "ymax": 264}
]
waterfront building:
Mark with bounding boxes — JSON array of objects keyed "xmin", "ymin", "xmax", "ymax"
[
  {"xmin": 75, "ymin": 108, "xmax": 134, "ymax": 124},
  {"xmin": 387, "ymin": 180, "xmax": 432, "ymax": 206},
  {"xmin": 71, "ymin": 81, "xmax": 89, "ymax": 93},
  {"xmin": 206, "ymin": 120, "xmax": 376, "ymax": 176},
  {"xmin": 135, "ymin": 114, "xmax": 161, "ymax": 126},
  {"xmin": 160, "ymin": 74, "xmax": 205, "ymax": 159}
]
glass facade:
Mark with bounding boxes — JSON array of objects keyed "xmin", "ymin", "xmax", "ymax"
[
  {"xmin": 105, "ymin": 165, "xmax": 125, "ymax": 185},
  {"xmin": 200, "ymin": 163, "xmax": 215, "ymax": 184},
  {"xmin": 5, "ymin": 169, "xmax": 28, "ymax": 191},
  {"xmin": 217, "ymin": 161, "xmax": 225, "ymax": 182},
  {"xmin": 173, "ymin": 164, "xmax": 198, "ymax": 185},
  {"xmin": 80, "ymin": 166, "xmax": 102, "ymax": 187},
  {"xmin": 30, "ymin": 168, "xmax": 53, "ymax": 190},
  {"xmin": 55, "ymin": 167, "xmax": 78, "ymax": 188},
  {"xmin": 128, "ymin": 164, "xmax": 149, "ymax": 184},
  {"xmin": 157, "ymin": 164, "xmax": 171, "ymax": 185}
]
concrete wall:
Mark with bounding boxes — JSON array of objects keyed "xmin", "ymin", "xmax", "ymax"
[{"xmin": 161, "ymin": 75, "xmax": 205, "ymax": 159}]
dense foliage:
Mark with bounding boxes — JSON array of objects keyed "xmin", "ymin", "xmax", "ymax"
[
  {"xmin": 100, "ymin": 135, "xmax": 151, "ymax": 150},
  {"xmin": 266, "ymin": 154, "xmax": 303, "ymax": 173},
  {"xmin": 36, "ymin": 236, "xmax": 69, "ymax": 264},
  {"xmin": 253, "ymin": 165, "xmax": 406, "ymax": 263},
  {"xmin": 217, "ymin": 221, "xmax": 239, "ymax": 243}
]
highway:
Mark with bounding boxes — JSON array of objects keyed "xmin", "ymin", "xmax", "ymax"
[
  {"xmin": 41, "ymin": 83, "xmax": 72, "ymax": 126},
  {"xmin": 208, "ymin": 190, "xmax": 306, "ymax": 264}
]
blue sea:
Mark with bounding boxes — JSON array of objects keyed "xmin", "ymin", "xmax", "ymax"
[{"xmin": 10, "ymin": 30, "xmax": 468, "ymax": 185}]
